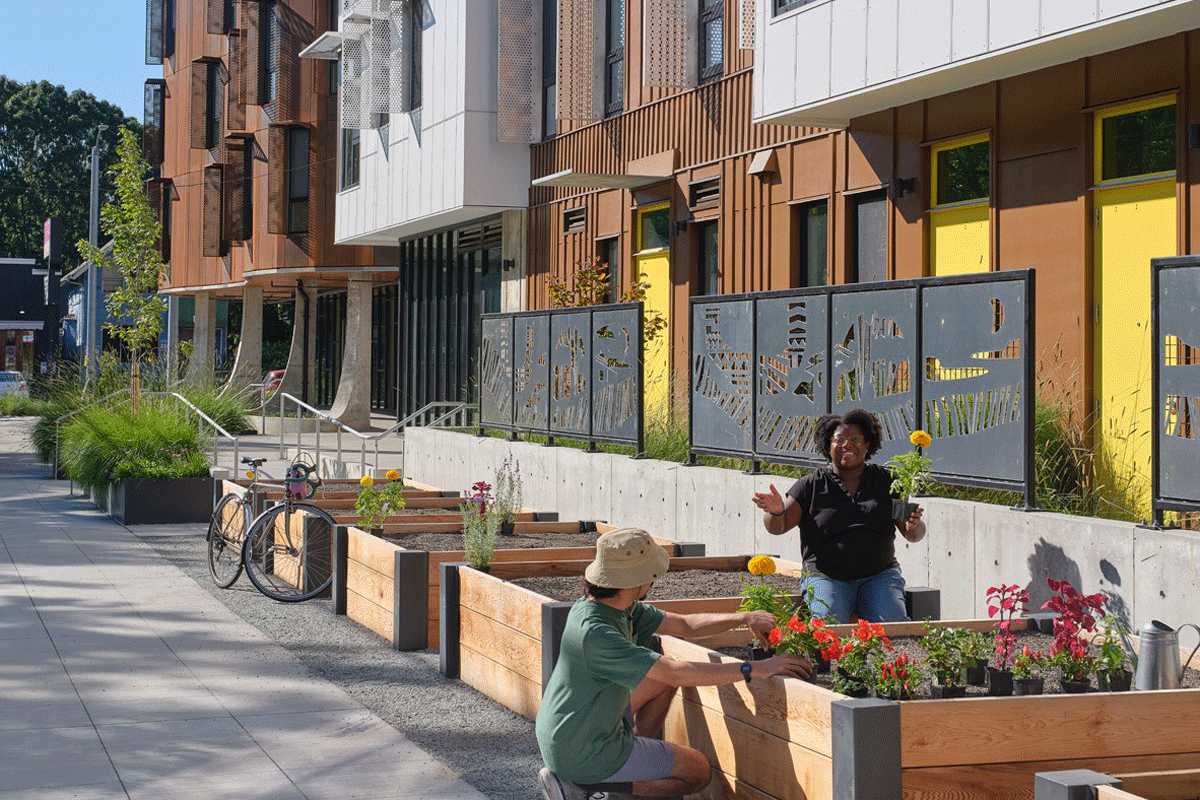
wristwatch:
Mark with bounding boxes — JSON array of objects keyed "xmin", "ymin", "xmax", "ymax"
[{"xmin": 741, "ymin": 661, "xmax": 753, "ymax": 683}]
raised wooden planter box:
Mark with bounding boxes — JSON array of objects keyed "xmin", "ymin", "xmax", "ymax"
[
  {"xmin": 331, "ymin": 520, "xmax": 670, "ymax": 652},
  {"xmin": 105, "ymin": 476, "xmax": 214, "ymax": 525},
  {"xmin": 657, "ymin": 619, "xmax": 1200, "ymax": 800}
]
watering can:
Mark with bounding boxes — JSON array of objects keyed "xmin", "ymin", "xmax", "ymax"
[{"xmin": 1134, "ymin": 620, "xmax": 1200, "ymax": 690}]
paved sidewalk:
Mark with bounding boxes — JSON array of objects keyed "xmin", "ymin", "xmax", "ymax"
[{"xmin": 0, "ymin": 420, "xmax": 490, "ymax": 800}]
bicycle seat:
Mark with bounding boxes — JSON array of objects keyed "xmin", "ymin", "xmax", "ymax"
[{"xmin": 242, "ymin": 457, "xmax": 268, "ymax": 467}]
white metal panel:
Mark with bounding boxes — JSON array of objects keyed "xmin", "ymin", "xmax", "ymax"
[
  {"xmin": 1100, "ymin": 0, "xmax": 1167, "ymax": 18},
  {"xmin": 469, "ymin": 0, "xmax": 501, "ymax": 113},
  {"xmin": 830, "ymin": 0, "xmax": 868, "ymax": 98},
  {"xmin": 792, "ymin": 3, "xmax": 832, "ymax": 106},
  {"xmin": 951, "ymin": 0, "xmax": 988, "ymax": 60},
  {"xmin": 865, "ymin": 0, "xmax": 899, "ymax": 86},
  {"xmin": 462, "ymin": 111, "xmax": 532, "ymax": 206},
  {"xmin": 988, "ymin": 0, "xmax": 1040, "ymax": 50},
  {"xmin": 762, "ymin": 12, "xmax": 801, "ymax": 112},
  {"xmin": 898, "ymin": 0, "xmax": 952, "ymax": 77},
  {"xmin": 1040, "ymin": 0, "xmax": 1099, "ymax": 33}
]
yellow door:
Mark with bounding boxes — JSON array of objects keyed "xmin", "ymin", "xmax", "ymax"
[
  {"xmin": 929, "ymin": 133, "xmax": 990, "ymax": 277},
  {"xmin": 635, "ymin": 203, "xmax": 671, "ymax": 420},
  {"xmin": 1092, "ymin": 96, "xmax": 1177, "ymax": 517},
  {"xmin": 930, "ymin": 205, "xmax": 989, "ymax": 276}
]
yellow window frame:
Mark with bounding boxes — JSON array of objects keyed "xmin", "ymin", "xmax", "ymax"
[
  {"xmin": 1092, "ymin": 95, "xmax": 1177, "ymax": 187},
  {"xmin": 930, "ymin": 132, "xmax": 990, "ymax": 210},
  {"xmin": 635, "ymin": 201, "xmax": 671, "ymax": 256}
]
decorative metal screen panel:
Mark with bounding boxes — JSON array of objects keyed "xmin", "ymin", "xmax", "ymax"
[
  {"xmin": 738, "ymin": 0, "xmax": 754, "ymax": 49},
  {"xmin": 367, "ymin": 10, "xmax": 393, "ymax": 117},
  {"xmin": 513, "ymin": 314, "xmax": 551, "ymax": 431},
  {"xmin": 557, "ymin": 0, "xmax": 596, "ymax": 121},
  {"xmin": 1155, "ymin": 258, "xmax": 1200, "ymax": 515},
  {"xmin": 143, "ymin": 79, "xmax": 165, "ymax": 166},
  {"xmin": 481, "ymin": 305, "xmax": 644, "ymax": 449},
  {"xmin": 226, "ymin": 30, "xmax": 246, "ymax": 130},
  {"xmin": 222, "ymin": 138, "xmax": 248, "ymax": 241},
  {"xmin": 643, "ymin": 0, "xmax": 692, "ymax": 88},
  {"xmin": 341, "ymin": 21, "xmax": 371, "ymax": 128},
  {"xmin": 755, "ymin": 292, "xmax": 828, "ymax": 462},
  {"xmin": 266, "ymin": 125, "xmax": 286, "ymax": 234},
  {"xmin": 146, "ymin": 0, "xmax": 164, "ymax": 64},
  {"xmin": 830, "ymin": 288, "xmax": 917, "ymax": 466},
  {"xmin": 550, "ymin": 311, "xmax": 592, "ymax": 439},
  {"xmin": 242, "ymin": 0, "xmax": 262, "ymax": 107},
  {"xmin": 690, "ymin": 297, "xmax": 754, "ymax": 455},
  {"xmin": 208, "ymin": 0, "xmax": 225, "ymax": 34},
  {"xmin": 690, "ymin": 272, "xmax": 1034, "ymax": 501},
  {"xmin": 922, "ymin": 279, "xmax": 1026, "ymax": 483},
  {"xmin": 202, "ymin": 164, "xmax": 224, "ymax": 257},
  {"xmin": 480, "ymin": 316, "xmax": 514, "ymax": 428},
  {"xmin": 190, "ymin": 61, "xmax": 208, "ymax": 150},
  {"xmin": 497, "ymin": 0, "xmax": 538, "ymax": 143}
]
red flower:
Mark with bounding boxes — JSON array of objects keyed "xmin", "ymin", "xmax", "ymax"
[
  {"xmin": 787, "ymin": 615, "xmax": 805, "ymax": 634},
  {"xmin": 768, "ymin": 628, "xmax": 783, "ymax": 646}
]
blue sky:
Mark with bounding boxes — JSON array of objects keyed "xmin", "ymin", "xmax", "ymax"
[{"xmin": 0, "ymin": 0, "xmax": 159, "ymax": 120}]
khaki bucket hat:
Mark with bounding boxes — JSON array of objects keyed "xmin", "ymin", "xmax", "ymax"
[{"xmin": 584, "ymin": 528, "xmax": 670, "ymax": 589}]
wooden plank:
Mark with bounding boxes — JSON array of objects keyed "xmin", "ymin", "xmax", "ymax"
[
  {"xmin": 346, "ymin": 588, "xmax": 393, "ymax": 642},
  {"xmin": 459, "ymin": 642, "xmax": 542, "ymax": 720},
  {"xmin": 346, "ymin": 558, "xmax": 393, "ymax": 609},
  {"xmin": 900, "ymin": 689, "xmax": 1200, "ymax": 768},
  {"xmin": 459, "ymin": 605, "xmax": 542, "ymax": 684},
  {"xmin": 664, "ymin": 695, "xmax": 832, "ymax": 800},
  {"xmin": 346, "ymin": 527, "xmax": 400, "ymax": 575},
  {"xmin": 1114, "ymin": 768, "xmax": 1200, "ymax": 800},
  {"xmin": 259, "ymin": 489, "xmax": 448, "ymax": 501},
  {"xmin": 903, "ymin": 751, "xmax": 1200, "ymax": 800},
  {"xmin": 660, "ymin": 636, "xmax": 836, "ymax": 758},
  {"xmin": 486, "ymin": 560, "xmax": 592, "ymax": 579},
  {"xmin": 703, "ymin": 769, "xmax": 786, "ymax": 800},
  {"xmin": 1097, "ymin": 788, "xmax": 1153, "ymax": 800},
  {"xmin": 377, "ymin": 519, "xmax": 580, "ymax": 535},
  {"xmin": 458, "ymin": 567, "xmax": 548, "ymax": 640}
]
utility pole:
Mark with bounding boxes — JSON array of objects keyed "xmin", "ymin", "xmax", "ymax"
[{"xmin": 86, "ymin": 124, "xmax": 108, "ymax": 385}]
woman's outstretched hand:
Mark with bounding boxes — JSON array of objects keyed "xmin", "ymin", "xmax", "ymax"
[{"xmin": 752, "ymin": 484, "xmax": 785, "ymax": 516}]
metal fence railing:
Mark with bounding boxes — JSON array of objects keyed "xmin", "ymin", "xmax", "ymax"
[{"xmin": 1151, "ymin": 256, "xmax": 1200, "ymax": 526}]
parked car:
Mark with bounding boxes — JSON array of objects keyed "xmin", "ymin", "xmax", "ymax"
[
  {"xmin": 261, "ymin": 369, "xmax": 285, "ymax": 401},
  {"xmin": 0, "ymin": 371, "xmax": 30, "ymax": 398}
]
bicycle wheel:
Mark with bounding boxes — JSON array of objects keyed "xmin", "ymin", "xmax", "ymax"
[
  {"xmin": 242, "ymin": 501, "xmax": 336, "ymax": 602},
  {"xmin": 208, "ymin": 493, "xmax": 248, "ymax": 588}
]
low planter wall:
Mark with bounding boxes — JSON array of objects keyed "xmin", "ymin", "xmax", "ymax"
[
  {"xmin": 255, "ymin": 415, "xmax": 340, "ymax": 435},
  {"xmin": 106, "ymin": 476, "xmax": 214, "ymax": 525}
]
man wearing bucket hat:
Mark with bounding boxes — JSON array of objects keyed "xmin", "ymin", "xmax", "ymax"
[{"xmin": 536, "ymin": 528, "xmax": 811, "ymax": 800}]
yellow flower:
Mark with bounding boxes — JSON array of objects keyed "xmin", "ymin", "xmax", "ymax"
[
  {"xmin": 385, "ymin": 469, "xmax": 401, "ymax": 481},
  {"xmin": 360, "ymin": 475, "xmax": 374, "ymax": 488},
  {"xmin": 245, "ymin": 471, "xmax": 254, "ymax": 479},
  {"xmin": 747, "ymin": 555, "xmax": 776, "ymax": 577},
  {"xmin": 910, "ymin": 430, "xmax": 932, "ymax": 448}
]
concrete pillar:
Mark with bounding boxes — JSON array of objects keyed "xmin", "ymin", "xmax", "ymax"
[
  {"xmin": 501, "ymin": 209, "xmax": 526, "ymax": 313},
  {"xmin": 277, "ymin": 281, "xmax": 317, "ymax": 404},
  {"xmin": 327, "ymin": 277, "xmax": 373, "ymax": 430},
  {"xmin": 222, "ymin": 285, "xmax": 263, "ymax": 396},
  {"xmin": 185, "ymin": 291, "xmax": 216, "ymax": 387},
  {"xmin": 164, "ymin": 296, "xmax": 180, "ymax": 385}
]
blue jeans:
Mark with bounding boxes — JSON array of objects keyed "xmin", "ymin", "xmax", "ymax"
[{"xmin": 802, "ymin": 565, "xmax": 908, "ymax": 623}]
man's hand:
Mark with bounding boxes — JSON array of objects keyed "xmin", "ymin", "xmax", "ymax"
[
  {"xmin": 752, "ymin": 654, "xmax": 813, "ymax": 681},
  {"xmin": 743, "ymin": 611, "xmax": 778, "ymax": 649}
]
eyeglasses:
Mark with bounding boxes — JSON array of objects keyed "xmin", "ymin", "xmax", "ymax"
[{"xmin": 831, "ymin": 434, "xmax": 865, "ymax": 446}]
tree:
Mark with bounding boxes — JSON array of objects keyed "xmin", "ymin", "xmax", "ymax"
[
  {"xmin": 0, "ymin": 77, "xmax": 136, "ymax": 264},
  {"xmin": 77, "ymin": 128, "xmax": 167, "ymax": 406}
]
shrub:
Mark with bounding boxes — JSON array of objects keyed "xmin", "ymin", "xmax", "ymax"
[{"xmin": 0, "ymin": 395, "xmax": 46, "ymax": 417}]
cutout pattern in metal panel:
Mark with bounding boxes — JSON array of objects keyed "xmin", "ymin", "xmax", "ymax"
[
  {"xmin": 643, "ymin": 0, "xmax": 690, "ymax": 88},
  {"xmin": 549, "ymin": 311, "xmax": 592, "ymax": 438},
  {"xmin": 691, "ymin": 298, "xmax": 755, "ymax": 455},
  {"xmin": 557, "ymin": 0, "xmax": 596, "ymax": 121},
  {"xmin": 143, "ymin": 79, "xmax": 165, "ymax": 166},
  {"xmin": 497, "ymin": 0, "xmax": 537, "ymax": 143},
  {"xmin": 1158, "ymin": 263, "xmax": 1200, "ymax": 504},
  {"xmin": 738, "ymin": 0, "xmax": 754, "ymax": 49},
  {"xmin": 922, "ymin": 280, "xmax": 1025, "ymax": 483},
  {"xmin": 341, "ymin": 21, "xmax": 370, "ymax": 129},
  {"xmin": 830, "ymin": 288, "xmax": 917, "ymax": 467},
  {"xmin": 593, "ymin": 306, "xmax": 642, "ymax": 443},
  {"xmin": 755, "ymin": 292, "xmax": 828, "ymax": 462},
  {"xmin": 514, "ymin": 315, "xmax": 551, "ymax": 431},
  {"xmin": 146, "ymin": 0, "xmax": 164, "ymax": 64},
  {"xmin": 480, "ymin": 316, "xmax": 514, "ymax": 428}
]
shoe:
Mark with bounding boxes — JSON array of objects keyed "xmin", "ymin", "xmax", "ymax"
[{"xmin": 538, "ymin": 767, "xmax": 590, "ymax": 800}]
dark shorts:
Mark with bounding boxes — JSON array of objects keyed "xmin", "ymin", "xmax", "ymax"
[{"xmin": 599, "ymin": 736, "xmax": 675, "ymax": 783}]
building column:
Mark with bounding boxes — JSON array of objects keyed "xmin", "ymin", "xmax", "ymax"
[
  {"xmin": 164, "ymin": 296, "xmax": 180, "ymax": 385},
  {"xmin": 327, "ymin": 276, "xmax": 373, "ymax": 430},
  {"xmin": 222, "ymin": 285, "xmax": 263, "ymax": 395},
  {"xmin": 185, "ymin": 291, "xmax": 216, "ymax": 387},
  {"xmin": 501, "ymin": 209, "xmax": 527, "ymax": 313},
  {"xmin": 277, "ymin": 280, "xmax": 317, "ymax": 404}
]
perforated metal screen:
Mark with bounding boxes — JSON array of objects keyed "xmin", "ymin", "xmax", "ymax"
[
  {"xmin": 557, "ymin": 0, "xmax": 596, "ymax": 121},
  {"xmin": 1155, "ymin": 258, "xmax": 1200, "ymax": 514},
  {"xmin": 497, "ymin": 0, "xmax": 537, "ymax": 143},
  {"xmin": 644, "ymin": 0, "xmax": 691, "ymax": 88},
  {"xmin": 341, "ymin": 21, "xmax": 371, "ymax": 129},
  {"xmin": 738, "ymin": 0, "xmax": 754, "ymax": 49}
]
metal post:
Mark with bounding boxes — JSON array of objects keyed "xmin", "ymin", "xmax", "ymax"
[
  {"xmin": 86, "ymin": 124, "xmax": 108, "ymax": 385},
  {"xmin": 1033, "ymin": 770, "xmax": 1121, "ymax": 800},
  {"xmin": 1023, "ymin": 270, "xmax": 1037, "ymax": 511},
  {"xmin": 1150, "ymin": 260, "xmax": 1164, "ymax": 528}
]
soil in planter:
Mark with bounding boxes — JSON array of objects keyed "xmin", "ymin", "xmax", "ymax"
[
  {"xmin": 379, "ymin": 529, "xmax": 602, "ymax": 552},
  {"xmin": 510, "ymin": 570, "xmax": 810, "ymax": 604}
]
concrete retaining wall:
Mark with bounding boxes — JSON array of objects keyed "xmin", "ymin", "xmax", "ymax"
[{"xmin": 405, "ymin": 428, "xmax": 1200, "ymax": 629}]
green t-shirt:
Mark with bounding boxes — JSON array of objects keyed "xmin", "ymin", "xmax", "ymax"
[{"xmin": 535, "ymin": 598, "xmax": 665, "ymax": 784}]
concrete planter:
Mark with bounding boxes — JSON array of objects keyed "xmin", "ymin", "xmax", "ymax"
[
  {"xmin": 107, "ymin": 476, "xmax": 214, "ymax": 525},
  {"xmin": 256, "ymin": 415, "xmax": 340, "ymax": 435}
]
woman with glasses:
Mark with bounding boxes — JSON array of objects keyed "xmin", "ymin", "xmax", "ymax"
[{"xmin": 751, "ymin": 408, "xmax": 925, "ymax": 623}]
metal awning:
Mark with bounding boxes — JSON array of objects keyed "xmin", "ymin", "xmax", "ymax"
[
  {"xmin": 0, "ymin": 321, "xmax": 44, "ymax": 331},
  {"xmin": 531, "ymin": 169, "xmax": 670, "ymax": 190},
  {"xmin": 298, "ymin": 31, "xmax": 342, "ymax": 60}
]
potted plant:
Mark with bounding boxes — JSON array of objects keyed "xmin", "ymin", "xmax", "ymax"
[
  {"xmin": 739, "ymin": 555, "xmax": 797, "ymax": 659},
  {"xmin": 1094, "ymin": 616, "xmax": 1134, "ymax": 692},
  {"xmin": 986, "ymin": 583, "xmax": 1029, "ymax": 696},
  {"xmin": 354, "ymin": 470, "xmax": 407, "ymax": 533},
  {"xmin": 829, "ymin": 619, "xmax": 892, "ymax": 697},
  {"xmin": 922, "ymin": 623, "xmax": 968, "ymax": 698},
  {"xmin": 883, "ymin": 429, "xmax": 933, "ymax": 521},
  {"xmin": 461, "ymin": 480, "xmax": 501, "ymax": 569},
  {"xmin": 767, "ymin": 612, "xmax": 837, "ymax": 675},
  {"xmin": 1043, "ymin": 577, "xmax": 1105, "ymax": 694},
  {"xmin": 875, "ymin": 651, "xmax": 917, "ymax": 701},
  {"xmin": 958, "ymin": 629, "xmax": 991, "ymax": 686},
  {"xmin": 1011, "ymin": 645, "xmax": 1049, "ymax": 695},
  {"xmin": 492, "ymin": 456, "xmax": 523, "ymax": 536}
]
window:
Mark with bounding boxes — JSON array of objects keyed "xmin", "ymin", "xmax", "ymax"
[
  {"xmin": 933, "ymin": 135, "xmax": 989, "ymax": 207},
  {"xmin": 206, "ymin": 61, "xmax": 223, "ymax": 148},
  {"xmin": 600, "ymin": 237, "xmax": 620, "ymax": 303},
  {"xmin": 852, "ymin": 190, "xmax": 887, "ymax": 283},
  {"xmin": 408, "ymin": 0, "xmax": 423, "ymax": 111},
  {"xmin": 695, "ymin": 220, "xmax": 719, "ymax": 296},
  {"xmin": 261, "ymin": 0, "xmax": 279, "ymax": 104},
  {"xmin": 542, "ymin": 0, "xmax": 556, "ymax": 138},
  {"xmin": 241, "ymin": 140, "xmax": 254, "ymax": 236},
  {"xmin": 165, "ymin": 0, "xmax": 176, "ymax": 58},
  {"xmin": 340, "ymin": 128, "xmax": 360, "ymax": 189},
  {"xmin": 162, "ymin": 181, "xmax": 172, "ymax": 263},
  {"xmin": 638, "ymin": 206, "xmax": 669, "ymax": 251},
  {"xmin": 223, "ymin": 0, "xmax": 235, "ymax": 32},
  {"xmin": 796, "ymin": 201, "xmax": 827, "ymax": 287},
  {"xmin": 774, "ymin": 0, "xmax": 820, "ymax": 14},
  {"xmin": 329, "ymin": 58, "xmax": 339, "ymax": 95},
  {"xmin": 605, "ymin": 0, "xmax": 624, "ymax": 116},
  {"xmin": 287, "ymin": 128, "xmax": 309, "ymax": 233},
  {"xmin": 1098, "ymin": 100, "xmax": 1175, "ymax": 182},
  {"xmin": 700, "ymin": 0, "xmax": 723, "ymax": 82}
]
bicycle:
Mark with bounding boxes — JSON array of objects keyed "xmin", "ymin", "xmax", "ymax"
[{"xmin": 207, "ymin": 455, "xmax": 336, "ymax": 602}]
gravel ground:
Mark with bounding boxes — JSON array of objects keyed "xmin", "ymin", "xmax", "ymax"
[{"xmin": 135, "ymin": 527, "xmax": 543, "ymax": 800}]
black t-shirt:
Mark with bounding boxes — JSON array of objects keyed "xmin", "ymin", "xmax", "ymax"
[{"xmin": 785, "ymin": 463, "xmax": 899, "ymax": 581}]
